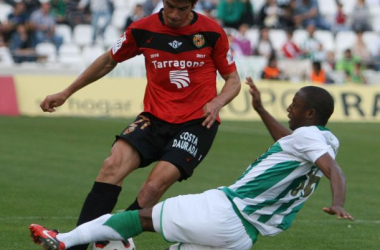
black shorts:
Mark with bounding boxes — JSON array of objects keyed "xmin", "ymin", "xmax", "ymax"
[{"xmin": 115, "ymin": 112, "xmax": 219, "ymax": 181}]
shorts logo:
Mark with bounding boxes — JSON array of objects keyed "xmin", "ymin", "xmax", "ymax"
[
  {"xmin": 123, "ymin": 115, "xmax": 151, "ymax": 134},
  {"xmin": 172, "ymin": 132, "xmax": 199, "ymax": 157},
  {"xmin": 193, "ymin": 34, "xmax": 205, "ymax": 48},
  {"xmin": 169, "ymin": 70, "xmax": 190, "ymax": 89}
]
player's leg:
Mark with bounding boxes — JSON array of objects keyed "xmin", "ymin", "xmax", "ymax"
[
  {"xmin": 152, "ymin": 190, "xmax": 254, "ymax": 250},
  {"xmin": 30, "ymin": 208, "xmax": 155, "ymax": 249},
  {"xmin": 68, "ymin": 114, "xmax": 161, "ymax": 250},
  {"xmin": 128, "ymin": 118, "xmax": 219, "ymax": 209},
  {"xmin": 135, "ymin": 161, "xmax": 181, "ymax": 208},
  {"xmin": 67, "ymin": 140, "xmax": 141, "ymax": 250}
]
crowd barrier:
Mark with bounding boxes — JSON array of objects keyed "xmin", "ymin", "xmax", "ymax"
[{"xmin": 1, "ymin": 75, "xmax": 380, "ymax": 122}]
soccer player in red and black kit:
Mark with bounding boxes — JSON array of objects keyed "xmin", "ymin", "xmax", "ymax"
[{"xmin": 39, "ymin": 0, "xmax": 241, "ymax": 249}]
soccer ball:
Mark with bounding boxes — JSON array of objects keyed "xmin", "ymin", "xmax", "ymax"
[{"xmin": 92, "ymin": 239, "xmax": 135, "ymax": 250}]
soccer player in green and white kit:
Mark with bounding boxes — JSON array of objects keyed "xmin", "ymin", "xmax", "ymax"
[{"xmin": 30, "ymin": 77, "xmax": 354, "ymax": 250}]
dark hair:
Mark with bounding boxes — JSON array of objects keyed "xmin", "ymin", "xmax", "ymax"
[
  {"xmin": 300, "ymin": 86, "xmax": 334, "ymax": 126},
  {"xmin": 172, "ymin": 0, "xmax": 198, "ymax": 5},
  {"xmin": 312, "ymin": 61, "xmax": 321, "ymax": 71}
]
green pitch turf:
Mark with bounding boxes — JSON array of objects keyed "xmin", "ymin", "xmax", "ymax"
[{"xmin": 1, "ymin": 116, "xmax": 379, "ymax": 250}]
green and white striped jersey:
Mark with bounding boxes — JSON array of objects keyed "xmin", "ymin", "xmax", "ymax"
[{"xmin": 220, "ymin": 126, "xmax": 339, "ymax": 236}]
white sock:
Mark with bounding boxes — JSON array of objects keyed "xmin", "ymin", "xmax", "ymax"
[{"xmin": 56, "ymin": 214, "xmax": 124, "ymax": 248}]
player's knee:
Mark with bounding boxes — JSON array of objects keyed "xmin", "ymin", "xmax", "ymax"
[
  {"xmin": 99, "ymin": 156, "xmax": 121, "ymax": 177},
  {"xmin": 143, "ymin": 180, "xmax": 164, "ymax": 194}
]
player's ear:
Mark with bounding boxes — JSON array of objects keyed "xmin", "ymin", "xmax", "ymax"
[{"xmin": 306, "ymin": 108, "xmax": 316, "ymax": 120}]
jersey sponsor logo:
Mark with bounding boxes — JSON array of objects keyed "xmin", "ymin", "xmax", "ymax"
[
  {"xmin": 152, "ymin": 60, "xmax": 205, "ymax": 69},
  {"xmin": 150, "ymin": 53, "xmax": 159, "ymax": 58},
  {"xmin": 112, "ymin": 32, "xmax": 127, "ymax": 54},
  {"xmin": 196, "ymin": 54, "xmax": 206, "ymax": 58},
  {"xmin": 169, "ymin": 40, "xmax": 182, "ymax": 49},
  {"xmin": 193, "ymin": 34, "xmax": 205, "ymax": 48},
  {"xmin": 169, "ymin": 70, "xmax": 190, "ymax": 89}
]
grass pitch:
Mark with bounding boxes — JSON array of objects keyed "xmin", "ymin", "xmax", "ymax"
[{"xmin": 0, "ymin": 116, "xmax": 379, "ymax": 250}]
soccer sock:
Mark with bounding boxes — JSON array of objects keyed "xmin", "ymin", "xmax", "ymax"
[
  {"xmin": 126, "ymin": 197, "xmax": 142, "ymax": 211},
  {"xmin": 77, "ymin": 182, "xmax": 122, "ymax": 225},
  {"xmin": 57, "ymin": 214, "xmax": 125, "ymax": 249},
  {"xmin": 66, "ymin": 182, "xmax": 121, "ymax": 250},
  {"xmin": 103, "ymin": 210, "xmax": 143, "ymax": 240}
]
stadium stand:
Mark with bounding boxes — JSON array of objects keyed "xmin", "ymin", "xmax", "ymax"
[
  {"xmin": 1, "ymin": 0, "xmax": 380, "ymax": 84},
  {"xmin": 35, "ymin": 42, "xmax": 57, "ymax": 63},
  {"xmin": 56, "ymin": 24, "xmax": 73, "ymax": 44},
  {"xmin": 73, "ymin": 24, "xmax": 93, "ymax": 47}
]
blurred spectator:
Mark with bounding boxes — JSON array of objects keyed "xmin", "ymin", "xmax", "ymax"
[
  {"xmin": 258, "ymin": 0, "xmax": 283, "ymax": 29},
  {"xmin": 335, "ymin": 49, "xmax": 362, "ymax": 77},
  {"xmin": 282, "ymin": 28, "xmax": 302, "ymax": 59},
  {"xmin": 233, "ymin": 23, "xmax": 253, "ymax": 56},
  {"xmin": 1, "ymin": 2, "xmax": 28, "ymax": 43},
  {"xmin": 313, "ymin": 43, "xmax": 326, "ymax": 62},
  {"xmin": 217, "ymin": 0, "xmax": 245, "ymax": 29},
  {"xmin": 351, "ymin": 0, "xmax": 372, "ymax": 32},
  {"xmin": 331, "ymin": 2, "xmax": 348, "ymax": 34},
  {"xmin": 0, "ymin": 34, "xmax": 14, "ymax": 65},
  {"xmin": 370, "ymin": 35, "xmax": 380, "ymax": 71},
  {"xmin": 240, "ymin": 0, "xmax": 255, "ymax": 27},
  {"xmin": 29, "ymin": 1, "xmax": 63, "ymax": 50},
  {"xmin": 65, "ymin": 0, "xmax": 88, "ymax": 29},
  {"xmin": 2, "ymin": 0, "xmax": 16, "ymax": 6},
  {"xmin": 261, "ymin": 54, "xmax": 284, "ymax": 80},
  {"xmin": 349, "ymin": 61, "xmax": 367, "ymax": 84},
  {"xmin": 300, "ymin": 24, "xmax": 322, "ymax": 60},
  {"xmin": 352, "ymin": 30, "xmax": 371, "ymax": 65},
  {"xmin": 50, "ymin": 0, "xmax": 67, "ymax": 24},
  {"xmin": 254, "ymin": 27, "xmax": 275, "ymax": 59},
  {"xmin": 279, "ymin": 0, "xmax": 296, "ymax": 30},
  {"xmin": 23, "ymin": 0, "xmax": 41, "ymax": 18},
  {"xmin": 197, "ymin": 0, "xmax": 219, "ymax": 20},
  {"xmin": 325, "ymin": 50, "xmax": 336, "ymax": 70},
  {"xmin": 227, "ymin": 32, "xmax": 244, "ymax": 58},
  {"xmin": 125, "ymin": 4, "xmax": 145, "ymax": 30},
  {"xmin": 78, "ymin": 0, "xmax": 112, "ymax": 44},
  {"xmin": 142, "ymin": 0, "xmax": 160, "ymax": 16},
  {"xmin": 277, "ymin": 0, "xmax": 291, "ymax": 8},
  {"xmin": 294, "ymin": 0, "xmax": 330, "ymax": 30},
  {"xmin": 309, "ymin": 61, "xmax": 326, "ymax": 84},
  {"xmin": 9, "ymin": 24, "xmax": 38, "ymax": 63}
]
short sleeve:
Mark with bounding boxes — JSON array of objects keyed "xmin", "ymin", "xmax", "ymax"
[
  {"xmin": 291, "ymin": 127, "xmax": 331, "ymax": 163},
  {"xmin": 111, "ymin": 27, "xmax": 140, "ymax": 63},
  {"xmin": 212, "ymin": 29, "xmax": 236, "ymax": 76}
]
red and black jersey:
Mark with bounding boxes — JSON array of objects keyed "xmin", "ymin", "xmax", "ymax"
[{"xmin": 111, "ymin": 10, "xmax": 236, "ymax": 124}]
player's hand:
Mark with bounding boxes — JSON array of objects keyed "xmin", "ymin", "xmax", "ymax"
[
  {"xmin": 245, "ymin": 77, "xmax": 263, "ymax": 112},
  {"xmin": 40, "ymin": 92, "xmax": 68, "ymax": 112},
  {"xmin": 323, "ymin": 206, "xmax": 354, "ymax": 220},
  {"xmin": 202, "ymin": 99, "xmax": 223, "ymax": 129}
]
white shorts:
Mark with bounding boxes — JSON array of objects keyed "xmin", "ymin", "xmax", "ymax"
[{"xmin": 152, "ymin": 189, "xmax": 253, "ymax": 250}]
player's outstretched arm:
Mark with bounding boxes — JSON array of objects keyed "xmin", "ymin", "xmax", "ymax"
[
  {"xmin": 246, "ymin": 77, "xmax": 291, "ymax": 141},
  {"xmin": 40, "ymin": 51, "xmax": 118, "ymax": 112},
  {"xmin": 202, "ymin": 70, "xmax": 241, "ymax": 129},
  {"xmin": 315, "ymin": 153, "xmax": 354, "ymax": 221}
]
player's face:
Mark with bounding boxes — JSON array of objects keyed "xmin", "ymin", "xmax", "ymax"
[
  {"xmin": 163, "ymin": 0, "xmax": 194, "ymax": 28},
  {"xmin": 286, "ymin": 91, "xmax": 309, "ymax": 131}
]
